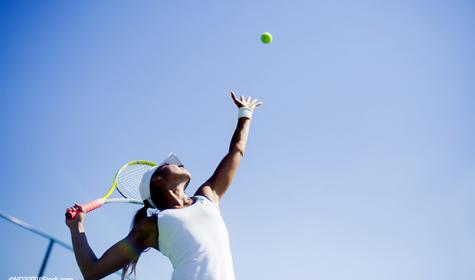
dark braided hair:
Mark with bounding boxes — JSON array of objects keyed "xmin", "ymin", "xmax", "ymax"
[{"xmin": 121, "ymin": 199, "xmax": 154, "ymax": 279}]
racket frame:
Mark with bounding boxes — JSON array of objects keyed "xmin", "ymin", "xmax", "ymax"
[{"xmin": 66, "ymin": 160, "xmax": 157, "ymax": 220}]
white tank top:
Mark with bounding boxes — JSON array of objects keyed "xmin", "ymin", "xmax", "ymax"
[{"xmin": 156, "ymin": 195, "xmax": 235, "ymax": 280}]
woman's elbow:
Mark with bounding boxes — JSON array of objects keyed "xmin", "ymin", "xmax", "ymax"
[
  {"xmin": 82, "ymin": 266, "xmax": 106, "ymax": 280},
  {"xmin": 84, "ymin": 272, "xmax": 104, "ymax": 280}
]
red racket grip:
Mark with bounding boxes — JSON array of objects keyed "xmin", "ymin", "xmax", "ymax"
[{"xmin": 65, "ymin": 198, "xmax": 105, "ymax": 220}]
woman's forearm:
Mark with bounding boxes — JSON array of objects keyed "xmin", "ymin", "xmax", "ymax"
[
  {"xmin": 229, "ymin": 117, "xmax": 251, "ymax": 155},
  {"xmin": 69, "ymin": 225, "xmax": 99, "ymax": 279}
]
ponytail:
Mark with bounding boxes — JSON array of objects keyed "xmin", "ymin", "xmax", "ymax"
[{"xmin": 121, "ymin": 200, "xmax": 153, "ymax": 280}]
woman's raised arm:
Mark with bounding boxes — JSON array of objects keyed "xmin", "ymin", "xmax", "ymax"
[{"xmin": 196, "ymin": 92, "xmax": 263, "ymax": 204}]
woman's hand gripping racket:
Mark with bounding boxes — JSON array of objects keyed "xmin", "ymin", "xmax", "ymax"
[{"xmin": 65, "ymin": 160, "xmax": 157, "ymax": 220}]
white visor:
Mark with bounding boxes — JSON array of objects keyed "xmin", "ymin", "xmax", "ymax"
[{"xmin": 139, "ymin": 153, "xmax": 184, "ymax": 208}]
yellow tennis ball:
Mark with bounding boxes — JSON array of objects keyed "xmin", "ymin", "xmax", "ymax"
[{"xmin": 260, "ymin": 32, "xmax": 272, "ymax": 44}]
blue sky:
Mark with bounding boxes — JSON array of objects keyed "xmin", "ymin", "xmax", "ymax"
[{"xmin": 1, "ymin": 0, "xmax": 474, "ymax": 279}]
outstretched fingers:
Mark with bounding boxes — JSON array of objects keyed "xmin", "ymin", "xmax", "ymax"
[
  {"xmin": 249, "ymin": 98, "xmax": 263, "ymax": 109},
  {"xmin": 254, "ymin": 100, "xmax": 264, "ymax": 108},
  {"xmin": 229, "ymin": 91, "xmax": 263, "ymax": 109},
  {"xmin": 230, "ymin": 91, "xmax": 242, "ymax": 107}
]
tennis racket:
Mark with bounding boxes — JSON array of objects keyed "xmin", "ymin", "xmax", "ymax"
[{"xmin": 65, "ymin": 160, "xmax": 158, "ymax": 220}]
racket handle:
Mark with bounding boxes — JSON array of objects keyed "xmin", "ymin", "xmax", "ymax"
[{"xmin": 65, "ymin": 198, "xmax": 105, "ymax": 220}]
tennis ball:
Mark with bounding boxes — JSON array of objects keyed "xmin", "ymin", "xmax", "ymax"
[{"xmin": 260, "ymin": 32, "xmax": 272, "ymax": 44}]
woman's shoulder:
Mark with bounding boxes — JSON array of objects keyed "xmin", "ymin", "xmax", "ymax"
[
  {"xmin": 194, "ymin": 194, "xmax": 218, "ymax": 206},
  {"xmin": 193, "ymin": 195, "xmax": 221, "ymax": 211}
]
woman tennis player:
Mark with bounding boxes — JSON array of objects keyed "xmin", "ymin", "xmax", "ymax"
[{"xmin": 65, "ymin": 92, "xmax": 263, "ymax": 280}]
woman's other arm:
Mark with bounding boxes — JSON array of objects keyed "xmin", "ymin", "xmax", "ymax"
[{"xmin": 66, "ymin": 204, "xmax": 157, "ymax": 280}]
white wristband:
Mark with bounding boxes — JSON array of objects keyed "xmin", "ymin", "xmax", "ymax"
[{"xmin": 238, "ymin": 107, "xmax": 253, "ymax": 120}]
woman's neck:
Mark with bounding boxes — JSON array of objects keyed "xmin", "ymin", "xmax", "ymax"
[{"xmin": 164, "ymin": 189, "xmax": 193, "ymax": 209}]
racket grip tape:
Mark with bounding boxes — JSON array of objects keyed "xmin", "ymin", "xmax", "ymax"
[{"xmin": 65, "ymin": 198, "xmax": 105, "ymax": 220}]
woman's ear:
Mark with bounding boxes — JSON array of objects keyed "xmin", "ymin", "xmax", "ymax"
[{"xmin": 151, "ymin": 175, "xmax": 162, "ymax": 185}]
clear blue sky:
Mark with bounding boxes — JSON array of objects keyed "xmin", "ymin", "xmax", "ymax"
[{"xmin": 1, "ymin": 0, "xmax": 474, "ymax": 279}]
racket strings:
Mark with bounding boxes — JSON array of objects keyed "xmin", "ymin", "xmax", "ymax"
[{"xmin": 116, "ymin": 164, "xmax": 153, "ymax": 200}]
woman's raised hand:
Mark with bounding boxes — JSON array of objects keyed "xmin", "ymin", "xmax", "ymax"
[
  {"xmin": 65, "ymin": 203, "xmax": 85, "ymax": 229},
  {"xmin": 230, "ymin": 91, "xmax": 263, "ymax": 110}
]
